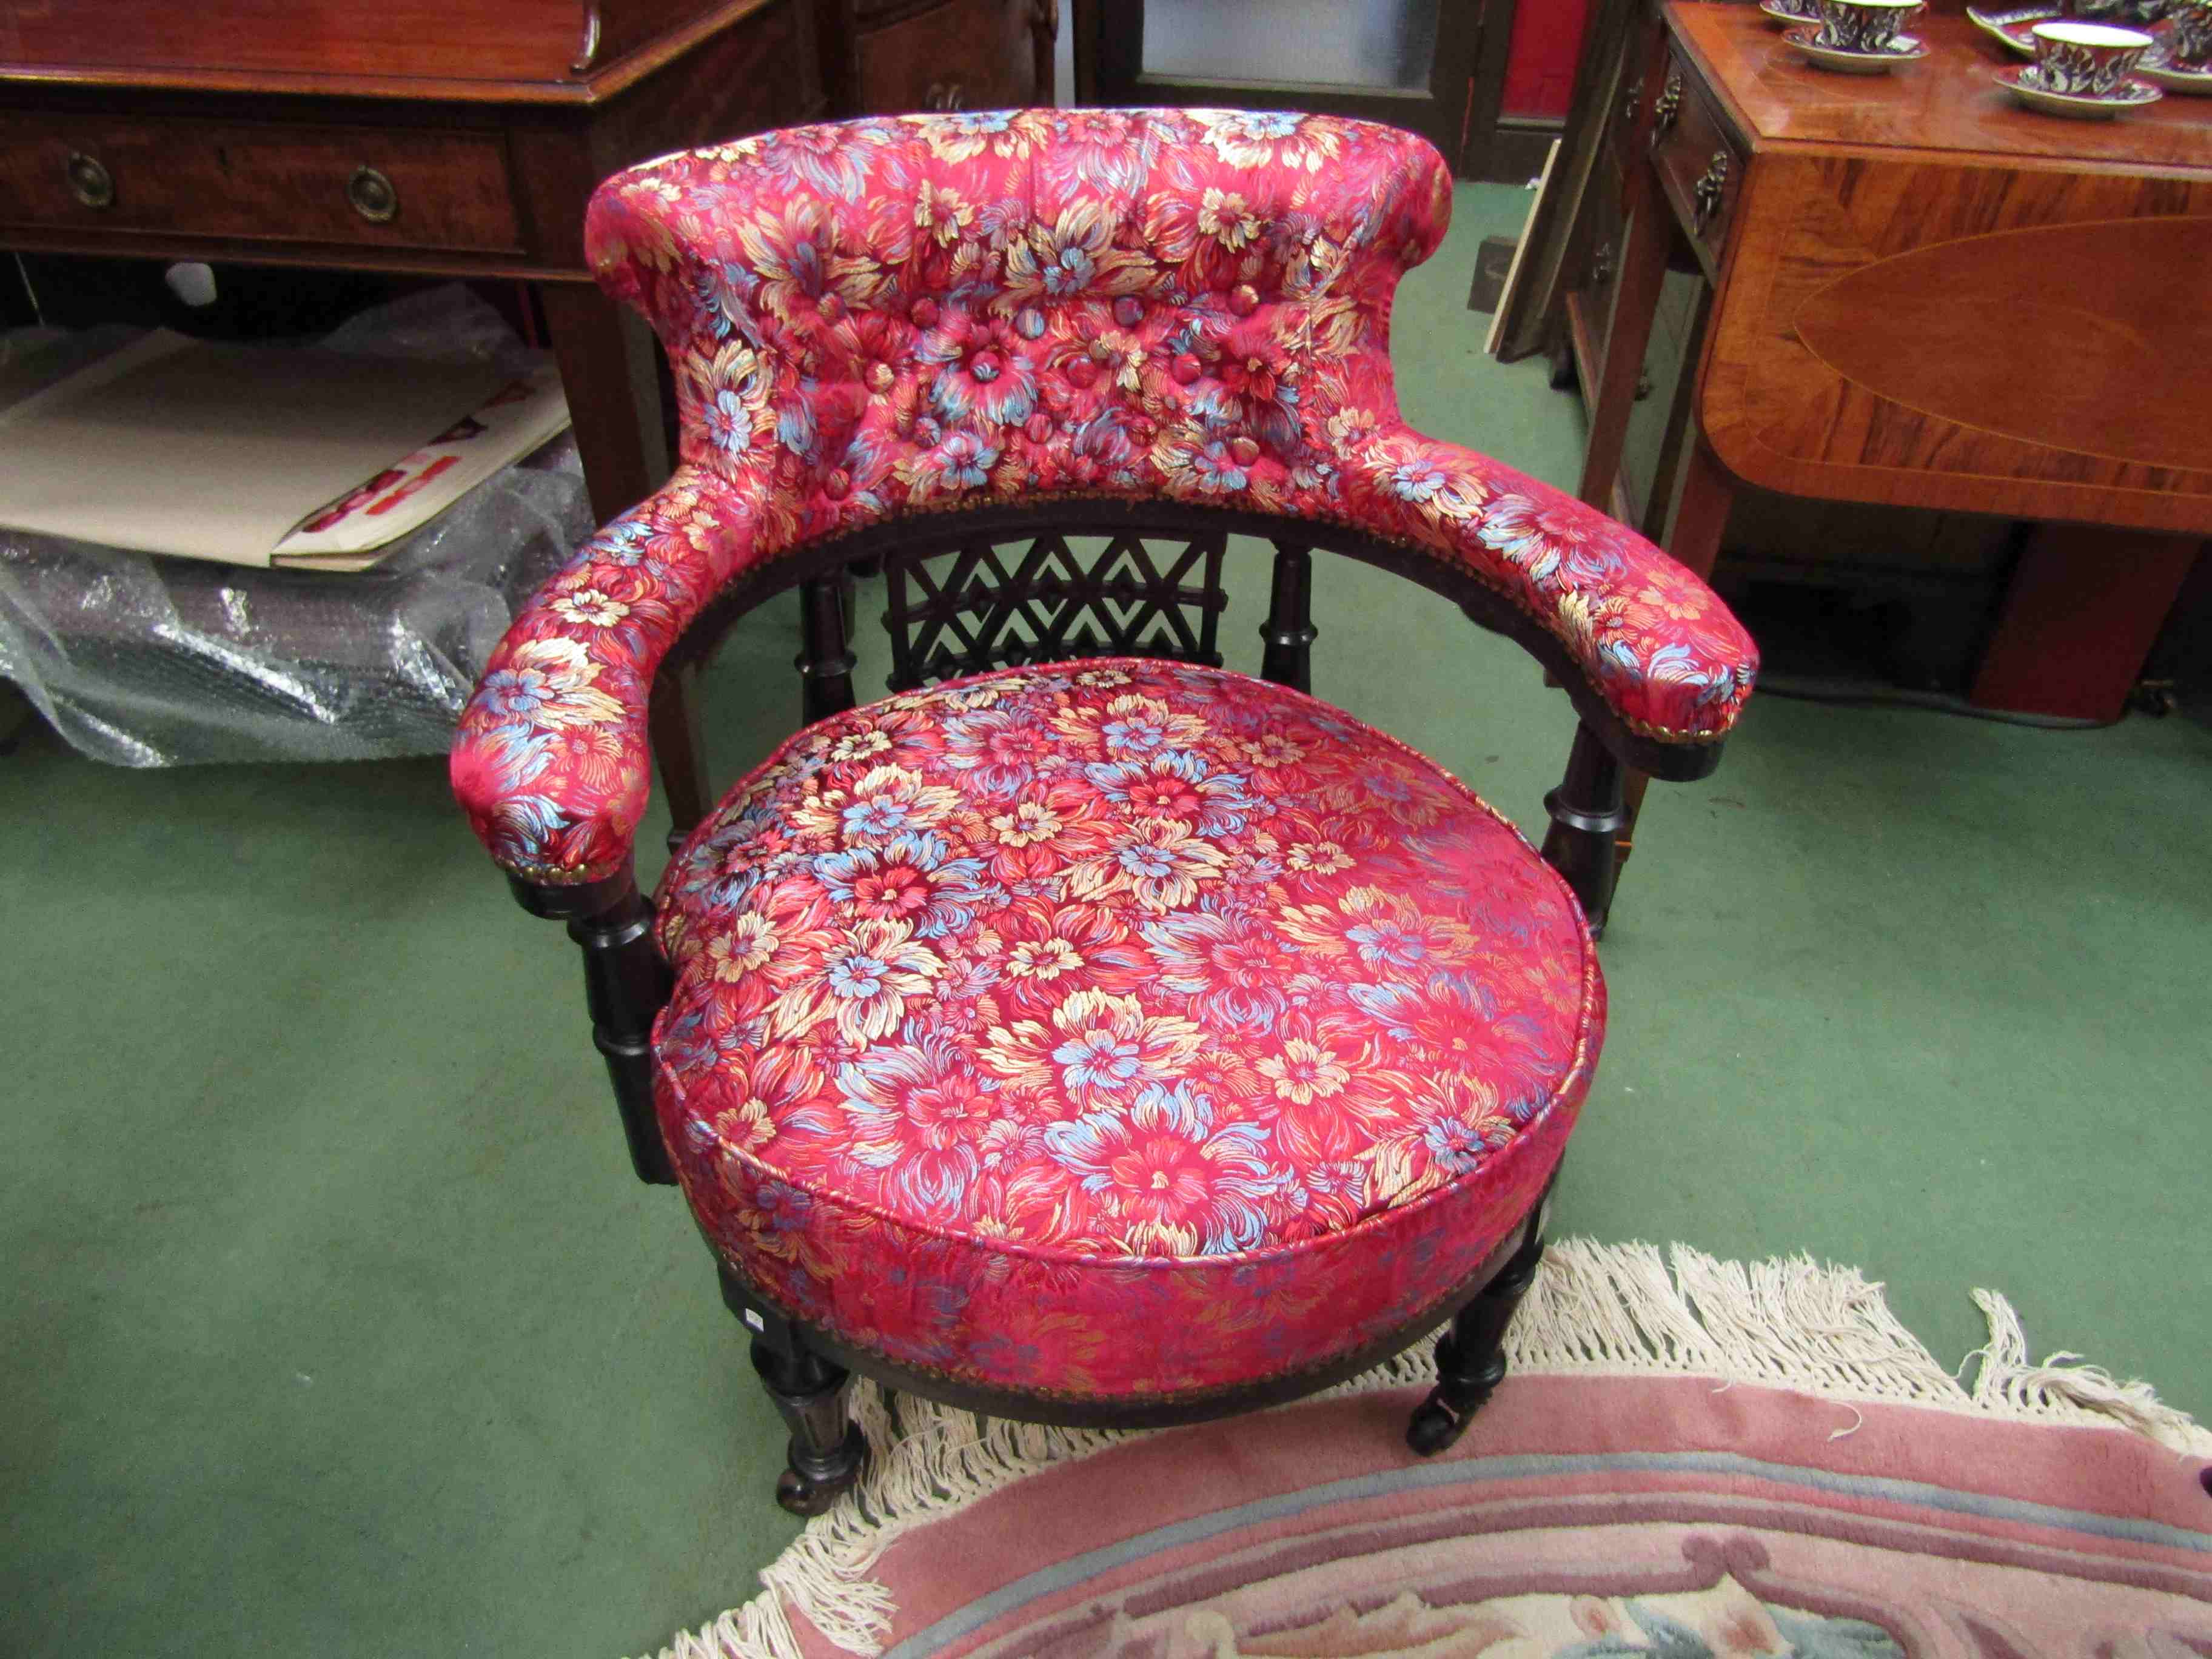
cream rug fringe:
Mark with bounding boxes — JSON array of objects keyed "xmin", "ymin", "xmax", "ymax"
[{"xmin": 646, "ymin": 1237, "xmax": 2210, "ymax": 1659}]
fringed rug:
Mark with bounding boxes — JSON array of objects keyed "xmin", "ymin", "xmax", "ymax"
[{"xmin": 650, "ymin": 1241, "xmax": 2212, "ymax": 1659}]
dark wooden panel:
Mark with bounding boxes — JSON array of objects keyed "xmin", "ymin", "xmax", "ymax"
[
  {"xmin": 853, "ymin": 0, "xmax": 1044, "ymax": 112},
  {"xmin": 0, "ymin": 113, "xmax": 521, "ymax": 253}
]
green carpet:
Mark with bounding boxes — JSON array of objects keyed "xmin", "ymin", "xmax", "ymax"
[{"xmin": 5, "ymin": 183, "xmax": 2207, "ymax": 1659}]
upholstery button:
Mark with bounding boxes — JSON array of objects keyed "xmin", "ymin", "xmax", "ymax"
[
  {"xmin": 1064, "ymin": 356, "xmax": 1099, "ymax": 389},
  {"xmin": 822, "ymin": 468, "xmax": 851, "ymax": 500},
  {"xmin": 1170, "ymin": 353, "xmax": 1202, "ymax": 385},
  {"xmin": 1113, "ymin": 297, "xmax": 1144, "ymax": 326},
  {"xmin": 1228, "ymin": 284, "xmax": 1259, "ymax": 316},
  {"xmin": 866, "ymin": 363, "xmax": 894, "ymax": 393},
  {"xmin": 1016, "ymin": 306, "xmax": 1046, "ymax": 339},
  {"xmin": 911, "ymin": 298, "xmax": 939, "ymax": 328},
  {"xmin": 1230, "ymin": 436, "xmax": 1260, "ymax": 465},
  {"xmin": 1023, "ymin": 414, "xmax": 1053, "ymax": 443}
]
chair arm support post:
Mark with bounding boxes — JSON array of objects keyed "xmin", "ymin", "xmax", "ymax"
[
  {"xmin": 797, "ymin": 575, "xmax": 859, "ymax": 724},
  {"xmin": 1540, "ymin": 720, "xmax": 1629, "ymax": 939},
  {"xmin": 1259, "ymin": 541, "xmax": 1318, "ymax": 692},
  {"xmin": 508, "ymin": 870, "xmax": 677, "ymax": 1186}
]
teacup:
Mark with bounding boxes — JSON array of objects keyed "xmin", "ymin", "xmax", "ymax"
[
  {"xmin": 2067, "ymin": 0, "xmax": 2167, "ymax": 23},
  {"xmin": 2028, "ymin": 19, "xmax": 2156, "ymax": 92},
  {"xmin": 1814, "ymin": 0, "xmax": 1924, "ymax": 52},
  {"xmin": 2165, "ymin": 0, "xmax": 2212, "ymax": 64}
]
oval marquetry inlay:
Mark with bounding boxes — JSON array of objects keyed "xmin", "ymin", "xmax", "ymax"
[{"xmin": 1792, "ymin": 216, "xmax": 2212, "ymax": 475}]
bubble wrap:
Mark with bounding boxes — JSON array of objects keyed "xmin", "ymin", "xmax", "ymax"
[{"xmin": 0, "ymin": 286, "xmax": 595, "ymax": 765}]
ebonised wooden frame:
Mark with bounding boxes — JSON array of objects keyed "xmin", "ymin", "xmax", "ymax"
[{"xmin": 508, "ymin": 495, "xmax": 1724, "ymax": 1512}]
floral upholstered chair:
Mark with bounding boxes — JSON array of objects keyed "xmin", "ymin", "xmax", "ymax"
[{"xmin": 452, "ymin": 109, "xmax": 1756, "ymax": 1513}]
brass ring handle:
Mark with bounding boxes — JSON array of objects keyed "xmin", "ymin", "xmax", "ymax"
[
  {"xmin": 1650, "ymin": 73, "xmax": 1684, "ymax": 146},
  {"xmin": 924, "ymin": 81, "xmax": 967, "ymax": 111},
  {"xmin": 65, "ymin": 152, "xmax": 115, "ymax": 210},
  {"xmin": 1590, "ymin": 240, "xmax": 1617, "ymax": 290},
  {"xmin": 1692, "ymin": 150, "xmax": 1731, "ymax": 235},
  {"xmin": 347, "ymin": 165, "xmax": 398, "ymax": 224},
  {"xmin": 1620, "ymin": 76, "xmax": 1645, "ymax": 127}
]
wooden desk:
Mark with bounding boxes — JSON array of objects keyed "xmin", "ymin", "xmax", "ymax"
[
  {"xmin": 1578, "ymin": 1, "xmax": 2209, "ymax": 754},
  {"xmin": 0, "ymin": 0, "xmax": 1054, "ymax": 526}
]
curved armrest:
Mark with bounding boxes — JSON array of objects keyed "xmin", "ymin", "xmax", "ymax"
[
  {"xmin": 449, "ymin": 466, "xmax": 766, "ymax": 884},
  {"xmin": 1378, "ymin": 435, "xmax": 1758, "ymax": 746}
]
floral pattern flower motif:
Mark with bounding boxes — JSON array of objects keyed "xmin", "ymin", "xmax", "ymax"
[
  {"xmin": 646, "ymin": 661, "xmax": 1603, "ymax": 1395},
  {"xmin": 451, "ymin": 108, "xmax": 1755, "ymax": 888}
]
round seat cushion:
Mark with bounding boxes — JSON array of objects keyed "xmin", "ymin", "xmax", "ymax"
[{"xmin": 652, "ymin": 659, "xmax": 1603, "ymax": 1401}]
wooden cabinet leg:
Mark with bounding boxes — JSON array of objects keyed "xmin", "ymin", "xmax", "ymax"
[
  {"xmin": 1578, "ymin": 170, "xmax": 1671, "ymax": 512},
  {"xmin": 1641, "ymin": 280, "xmax": 1715, "ymax": 544},
  {"xmin": 1969, "ymin": 527, "xmax": 2202, "ymax": 722},
  {"xmin": 538, "ymin": 280, "xmax": 671, "ymax": 523},
  {"xmin": 1618, "ymin": 434, "xmax": 1735, "ymax": 875}
]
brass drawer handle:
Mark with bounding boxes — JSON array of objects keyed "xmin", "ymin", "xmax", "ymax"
[
  {"xmin": 1692, "ymin": 149, "xmax": 1731, "ymax": 236},
  {"xmin": 347, "ymin": 165, "xmax": 398, "ymax": 224},
  {"xmin": 66, "ymin": 152, "xmax": 115, "ymax": 210},
  {"xmin": 1620, "ymin": 76, "xmax": 1645, "ymax": 127},
  {"xmin": 1591, "ymin": 240, "xmax": 1617, "ymax": 290},
  {"xmin": 1651, "ymin": 72, "xmax": 1683, "ymax": 146},
  {"xmin": 923, "ymin": 81, "xmax": 967, "ymax": 111}
]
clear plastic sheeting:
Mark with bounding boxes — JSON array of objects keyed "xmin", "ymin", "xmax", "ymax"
[{"xmin": 0, "ymin": 286, "xmax": 593, "ymax": 765}]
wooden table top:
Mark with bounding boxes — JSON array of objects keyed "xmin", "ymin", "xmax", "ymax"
[{"xmin": 1671, "ymin": 2, "xmax": 2212, "ymax": 173}]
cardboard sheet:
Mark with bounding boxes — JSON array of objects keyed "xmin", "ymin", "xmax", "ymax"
[{"xmin": 0, "ymin": 332, "xmax": 509, "ymax": 567}]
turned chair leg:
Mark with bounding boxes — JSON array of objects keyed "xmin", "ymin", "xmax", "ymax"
[{"xmin": 1406, "ymin": 1225, "xmax": 1546, "ymax": 1456}]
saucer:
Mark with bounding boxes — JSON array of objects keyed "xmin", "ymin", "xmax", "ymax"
[
  {"xmin": 1785, "ymin": 24, "xmax": 1931, "ymax": 69},
  {"xmin": 1969, "ymin": 4, "xmax": 2178, "ymax": 55},
  {"xmin": 1759, "ymin": 0, "xmax": 1820, "ymax": 22},
  {"xmin": 2142, "ymin": 42, "xmax": 2212, "ymax": 90},
  {"xmin": 1997, "ymin": 62, "xmax": 2165, "ymax": 113},
  {"xmin": 1968, "ymin": 2, "xmax": 2059, "ymax": 52}
]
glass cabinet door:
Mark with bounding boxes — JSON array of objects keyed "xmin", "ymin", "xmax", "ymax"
[{"xmin": 1139, "ymin": 0, "xmax": 1442, "ymax": 93}]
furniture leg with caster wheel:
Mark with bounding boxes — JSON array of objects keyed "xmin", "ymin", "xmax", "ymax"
[
  {"xmin": 751, "ymin": 1341, "xmax": 866, "ymax": 1517},
  {"xmin": 1407, "ymin": 1227, "xmax": 1546, "ymax": 1456}
]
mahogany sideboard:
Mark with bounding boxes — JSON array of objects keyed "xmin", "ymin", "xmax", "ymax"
[{"xmin": 0, "ymin": 0, "xmax": 1056, "ymax": 525}]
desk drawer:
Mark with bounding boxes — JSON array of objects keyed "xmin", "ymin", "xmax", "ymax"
[
  {"xmin": 1647, "ymin": 45, "xmax": 1744, "ymax": 273},
  {"xmin": 0, "ymin": 115, "xmax": 521, "ymax": 255}
]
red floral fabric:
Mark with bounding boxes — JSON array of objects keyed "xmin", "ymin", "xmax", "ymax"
[
  {"xmin": 451, "ymin": 109, "xmax": 1757, "ymax": 883},
  {"xmin": 653, "ymin": 661, "xmax": 1601, "ymax": 1398}
]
